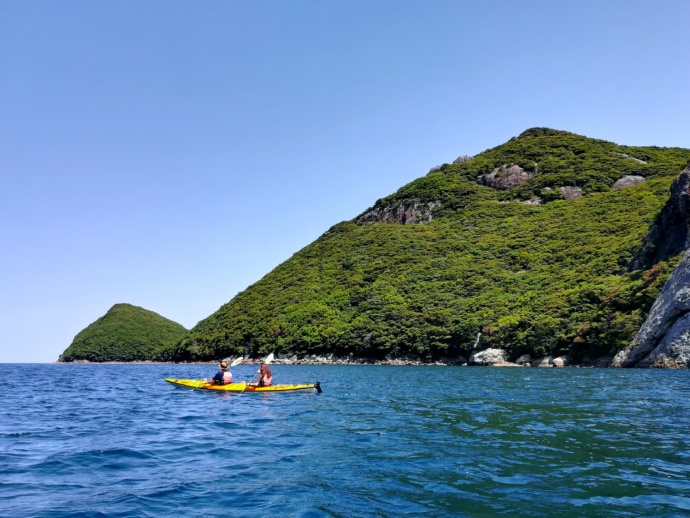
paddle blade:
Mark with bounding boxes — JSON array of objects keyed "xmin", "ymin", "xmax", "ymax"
[
  {"xmin": 265, "ymin": 353, "xmax": 275, "ymax": 364},
  {"xmin": 230, "ymin": 357, "xmax": 243, "ymax": 367}
]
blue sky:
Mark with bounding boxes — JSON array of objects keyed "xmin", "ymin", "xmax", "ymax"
[{"xmin": 1, "ymin": 0, "xmax": 689, "ymax": 362}]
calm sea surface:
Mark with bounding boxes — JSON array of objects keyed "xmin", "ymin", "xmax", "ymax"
[{"xmin": 2, "ymin": 364, "xmax": 690, "ymax": 517}]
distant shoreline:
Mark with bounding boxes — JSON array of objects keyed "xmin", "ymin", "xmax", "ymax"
[{"xmin": 51, "ymin": 358, "xmax": 614, "ymax": 368}]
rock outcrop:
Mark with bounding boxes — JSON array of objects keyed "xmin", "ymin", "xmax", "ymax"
[
  {"xmin": 559, "ymin": 186, "xmax": 582, "ymax": 199},
  {"xmin": 629, "ymin": 167, "xmax": 690, "ymax": 271},
  {"xmin": 613, "ymin": 251, "xmax": 690, "ymax": 367},
  {"xmin": 615, "ymin": 152, "xmax": 648, "ymax": 164},
  {"xmin": 613, "ymin": 175, "xmax": 646, "ymax": 189},
  {"xmin": 357, "ymin": 199, "xmax": 441, "ymax": 225},
  {"xmin": 477, "ymin": 164, "xmax": 532, "ymax": 190},
  {"xmin": 453, "ymin": 155, "xmax": 474, "ymax": 165}
]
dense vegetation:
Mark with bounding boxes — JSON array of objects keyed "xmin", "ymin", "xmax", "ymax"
[
  {"xmin": 370, "ymin": 128, "xmax": 690, "ymax": 215},
  {"xmin": 164, "ymin": 129, "xmax": 688, "ymax": 363},
  {"xmin": 60, "ymin": 304, "xmax": 187, "ymax": 362}
]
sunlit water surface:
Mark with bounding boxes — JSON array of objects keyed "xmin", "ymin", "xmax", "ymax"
[{"xmin": 2, "ymin": 364, "xmax": 690, "ymax": 517}]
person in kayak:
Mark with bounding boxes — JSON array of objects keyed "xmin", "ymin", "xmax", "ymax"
[
  {"xmin": 208, "ymin": 361, "xmax": 233, "ymax": 385},
  {"xmin": 259, "ymin": 361, "xmax": 272, "ymax": 386},
  {"xmin": 251, "ymin": 360, "xmax": 272, "ymax": 387}
]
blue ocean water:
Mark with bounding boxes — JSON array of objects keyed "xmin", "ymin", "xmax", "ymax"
[{"xmin": 2, "ymin": 364, "xmax": 690, "ymax": 517}]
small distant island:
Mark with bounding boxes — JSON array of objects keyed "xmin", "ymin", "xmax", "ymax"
[
  {"xmin": 58, "ymin": 129, "xmax": 690, "ymax": 368},
  {"xmin": 59, "ymin": 303, "xmax": 187, "ymax": 362}
]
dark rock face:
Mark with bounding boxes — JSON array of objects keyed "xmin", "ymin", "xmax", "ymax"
[
  {"xmin": 613, "ymin": 251, "xmax": 690, "ymax": 368},
  {"xmin": 636, "ymin": 313, "xmax": 690, "ymax": 367},
  {"xmin": 616, "ymin": 167, "xmax": 690, "ymax": 368},
  {"xmin": 613, "ymin": 175, "xmax": 646, "ymax": 189},
  {"xmin": 357, "ymin": 199, "xmax": 441, "ymax": 225},
  {"xmin": 629, "ymin": 167, "xmax": 690, "ymax": 271},
  {"xmin": 477, "ymin": 164, "xmax": 532, "ymax": 190}
]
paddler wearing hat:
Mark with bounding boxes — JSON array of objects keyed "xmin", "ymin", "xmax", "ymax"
[{"xmin": 208, "ymin": 361, "xmax": 233, "ymax": 385}]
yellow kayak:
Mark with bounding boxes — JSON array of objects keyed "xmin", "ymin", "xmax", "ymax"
[{"xmin": 165, "ymin": 378, "xmax": 322, "ymax": 393}]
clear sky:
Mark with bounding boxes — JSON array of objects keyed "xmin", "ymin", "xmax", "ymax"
[{"xmin": 1, "ymin": 0, "xmax": 689, "ymax": 363}]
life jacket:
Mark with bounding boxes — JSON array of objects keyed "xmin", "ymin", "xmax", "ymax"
[{"xmin": 222, "ymin": 371, "xmax": 233, "ymax": 384}]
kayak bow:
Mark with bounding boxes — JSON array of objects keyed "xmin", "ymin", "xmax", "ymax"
[{"xmin": 165, "ymin": 378, "xmax": 322, "ymax": 393}]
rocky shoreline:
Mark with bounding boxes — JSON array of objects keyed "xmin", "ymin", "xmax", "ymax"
[
  {"xmin": 261, "ymin": 352, "xmax": 614, "ymax": 368},
  {"xmin": 56, "ymin": 350, "xmax": 688, "ymax": 369}
]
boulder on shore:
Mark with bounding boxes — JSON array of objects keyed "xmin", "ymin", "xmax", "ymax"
[
  {"xmin": 552, "ymin": 355, "xmax": 571, "ymax": 367},
  {"xmin": 534, "ymin": 356, "xmax": 554, "ymax": 367},
  {"xmin": 469, "ymin": 348, "xmax": 508, "ymax": 365},
  {"xmin": 515, "ymin": 354, "xmax": 532, "ymax": 365}
]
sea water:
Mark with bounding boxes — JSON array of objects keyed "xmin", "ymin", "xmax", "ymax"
[{"xmin": 1, "ymin": 363, "xmax": 690, "ymax": 517}]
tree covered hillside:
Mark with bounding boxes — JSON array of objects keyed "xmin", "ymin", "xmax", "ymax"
[
  {"xmin": 167, "ymin": 129, "xmax": 690, "ymax": 363},
  {"xmin": 60, "ymin": 304, "xmax": 187, "ymax": 362}
]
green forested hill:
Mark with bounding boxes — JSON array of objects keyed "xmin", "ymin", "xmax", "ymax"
[
  {"xmin": 60, "ymin": 304, "xmax": 187, "ymax": 362},
  {"xmin": 168, "ymin": 129, "xmax": 690, "ymax": 363}
]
